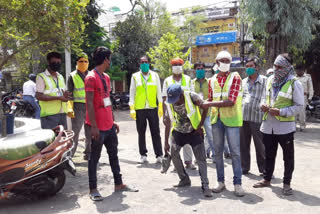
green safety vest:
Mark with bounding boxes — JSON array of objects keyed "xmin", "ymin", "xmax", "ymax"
[
  {"xmin": 262, "ymin": 77, "xmax": 296, "ymax": 122},
  {"xmin": 133, "ymin": 71, "xmax": 158, "ymax": 110},
  {"xmin": 70, "ymin": 71, "xmax": 85, "ymax": 103},
  {"xmin": 38, "ymin": 72, "xmax": 67, "ymax": 117},
  {"xmin": 165, "ymin": 74, "xmax": 191, "ymax": 91},
  {"xmin": 166, "ymin": 91, "xmax": 201, "ymax": 130},
  {"xmin": 192, "ymin": 78, "xmax": 209, "ymax": 99},
  {"xmin": 210, "ymin": 72, "xmax": 243, "ymax": 127}
]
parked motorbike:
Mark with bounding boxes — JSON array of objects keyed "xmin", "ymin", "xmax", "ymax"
[
  {"xmin": 306, "ymin": 96, "xmax": 320, "ymax": 121},
  {"xmin": 0, "ymin": 125, "xmax": 75, "ymax": 200},
  {"xmin": 2, "ymin": 89, "xmax": 35, "ymax": 117},
  {"xmin": 110, "ymin": 92, "xmax": 130, "ymax": 110}
]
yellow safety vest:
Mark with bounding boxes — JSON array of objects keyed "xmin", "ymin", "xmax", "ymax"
[
  {"xmin": 263, "ymin": 76, "xmax": 296, "ymax": 122},
  {"xmin": 71, "ymin": 71, "xmax": 85, "ymax": 103},
  {"xmin": 133, "ymin": 71, "xmax": 158, "ymax": 110},
  {"xmin": 210, "ymin": 72, "xmax": 243, "ymax": 127},
  {"xmin": 166, "ymin": 91, "xmax": 201, "ymax": 130},
  {"xmin": 38, "ymin": 72, "xmax": 67, "ymax": 117},
  {"xmin": 165, "ymin": 74, "xmax": 191, "ymax": 91},
  {"xmin": 192, "ymin": 78, "xmax": 209, "ymax": 99}
]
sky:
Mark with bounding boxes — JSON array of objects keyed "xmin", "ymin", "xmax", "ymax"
[
  {"xmin": 97, "ymin": 0, "xmax": 233, "ymax": 13},
  {"xmin": 97, "ymin": 0, "xmax": 236, "ymax": 27}
]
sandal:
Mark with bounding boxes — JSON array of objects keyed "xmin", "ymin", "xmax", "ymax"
[
  {"xmin": 283, "ymin": 186, "xmax": 293, "ymax": 196},
  {"xmin": 253, "ymin": 180, "xmax": 271, "ymax": 188},
  {"xmin": 115, "ymin": 184, "xmax": 139, "ymax": 192},
  {"xmin": 90, "ymin": 192, "xmax": 103, "ymax": 201}
]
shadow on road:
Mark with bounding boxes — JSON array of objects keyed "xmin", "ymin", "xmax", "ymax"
[
  {"xmin": 271, "ymin": 186, "xmax": 320, "ymax": 206},
  {"xmin": 94, "ymin": 192, "xmax": 130, "ymax": 213}
]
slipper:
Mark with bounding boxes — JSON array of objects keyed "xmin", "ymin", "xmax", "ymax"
[
  {"xmin": 115, "ymin": 184, "xmax": 139, "ymax": 192},
  {"xmin": 253, "ymin": 181, "xmax": 271, "ymax": 188},
  {"xmin": 90, "ymin": 192, "xmax": 103, "ymax": 201}
]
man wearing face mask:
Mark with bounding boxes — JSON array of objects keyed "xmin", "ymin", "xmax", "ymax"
[
  {"xmin": 253, "ymin": 54, "xmax": 304, "ymax": 196},
  {"xmin": 129, "ymin": 56, "xmax": 163, "ymax": 164},
  {"xmin": 67, "ymin": 53, "xmax": 90, "ymax": 158},
  {"xmin": 191, "ymin": 62, "xmax": 215, "ymax": 163},
  {"xmin": 207, "ymin": 50, "xmax": 245, "ymax": 197},
  {"xmin": 162, "ymin": 57, "xmax": 196, "ymax": 170},
  {"xmin": 240, "ymin": 58, "xmax": 266, "ymax": 176},
  {"xmin": 36, "ymin": 52, "xmax": 71, "ymax": 129}
]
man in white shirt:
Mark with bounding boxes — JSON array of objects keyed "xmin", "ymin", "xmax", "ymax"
[
  {"xmin": 295, "ymin": 66, "xmax": 314, "ymax": 131},
  {"xmin": 129, "ymin": 56, "xmax": 163, "ymax": 164},
  {"xmin": 23, "ymin": 74, "xmax": 40, "ymax": 119}
]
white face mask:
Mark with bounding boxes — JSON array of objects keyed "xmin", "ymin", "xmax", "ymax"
[
  {"xmin": 218, "ymin": 62, "xmax": 230, "ymax": 72},
  {"xmin": 172, "ymin": 66, "xmax": 183, "ymax": 74}
]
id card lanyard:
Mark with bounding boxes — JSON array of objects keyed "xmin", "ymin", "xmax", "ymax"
[{"xmin": 94, "ymin": 68, "xmax": 108, "ymax": 96}]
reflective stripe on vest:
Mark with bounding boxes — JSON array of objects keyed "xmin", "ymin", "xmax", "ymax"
[
  {"xmin": 166, "ymin": 91, "xmax": 201, "ymax": 130},
  {"xmin": 210, "ymin": 72, "xmax": 243, "ymax": 127},
  {"xmin": 38, "ymin": 72, "xmax": 67, "ymax": 117},
  {"xmin": 71, "ymin": 71, "xmax": 85, "ymax": 103},
  {"xmin": 166, "ymin": 74, "xmax": 191, "ymax": 91},
  {"xmin": 263, "ymin": 77, "xmax": 295, "ymax": 122},
  {"xmin": 133, "ymin": 71, "xmax": 158, "ymax": 110}
]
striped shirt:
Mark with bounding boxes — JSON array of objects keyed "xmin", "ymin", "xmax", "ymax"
[{"xmin": 242, "ymin": 75, "xmax": 267, "ymax": 123}]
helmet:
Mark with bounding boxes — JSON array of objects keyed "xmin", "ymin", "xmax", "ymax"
[{"xmin": 29, "ymin": 74, "xmax": 37, "ymax": 82}]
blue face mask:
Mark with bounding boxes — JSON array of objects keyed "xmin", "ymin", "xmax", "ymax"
[
  {"xmin": 196, "ymin": 69, "xmax": 205, "ymax": 79},
  {"xmin": 246, "ymin": 67, "xmax": 256, "ymax": 76},
  {"xmin": 140, "ymin": 63, "xmax": 150, "ymax": 73}
]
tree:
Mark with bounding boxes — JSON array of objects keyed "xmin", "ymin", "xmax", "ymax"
[
  {"xmin": 242, "ymin": 0, "xmax": 320, "ymax": 67},
  {"xmin": 112, "ymin": 12, "xmax": 153, "ymax": 75},
  {"xmin": 71, "ymin": 0, "xmax": 110, "ymax": 71},
  {"xmin": 147, "ymin": 32, "xmax": 191, "ymax": 78},
  {"xmin": 0, "ymin": 0, "xmax": 89, "ymax": 71}
]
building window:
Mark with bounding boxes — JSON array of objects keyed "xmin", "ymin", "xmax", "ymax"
[{"xmin": 203, "ymin": 47, "xmax": 208, "ymax": 53}]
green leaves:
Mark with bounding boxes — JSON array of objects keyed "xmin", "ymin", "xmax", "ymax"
[{"xmin": 147, "ymin": 32, "xmax": 190, "ymax": 78}]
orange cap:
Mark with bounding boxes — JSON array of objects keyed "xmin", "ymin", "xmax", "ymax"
[{"xmin": 170, "ymin": 57, "xmax": 184, "ymax": 65}]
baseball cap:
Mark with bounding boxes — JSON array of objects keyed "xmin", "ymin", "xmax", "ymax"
[{"xmin": 167, "ymin": 84, "xmax": 183, "ymax": 104}]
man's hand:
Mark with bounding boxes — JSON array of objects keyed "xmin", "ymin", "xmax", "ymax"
[
  {"xmin": 114, "ymin": 123, "xmax": 120, "ymax": 134},
  {"xmin": 164, "ymin": 142, "xmax": 170, "ymax": 154},
  {"xmin": 261, "ymin": 104, "xmax": 270, "ymax": 113},
  {"xmin": 200, "ymin": 101, "xmax": 210, "ymax": 110},
  {"xmin": 269, "ymin": 108, "xmax": 280, "ymax": 116},
  {"xmin": 130, "ymin": 105, "xmax": 136, "ymax": 120},
  {"xmin": 63, "ymin": 90, "xmax": 72, "ymax": 99},
  {"xmin": 91, "ymin": 126, "xmax": 100, "ymax": 141},
  {"xmin": 59, "ymin": 96, "xmax": 69, "ymax": 102}
]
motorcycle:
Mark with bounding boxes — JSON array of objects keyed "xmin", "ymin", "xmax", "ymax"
[
  {"xmin": 0, "ymin": 125, "xmax": 75, "ymax": 200},
  {"xmin": 2, "ymin": 89, "xmax": 35, "ymax": 118},
  {"xmin": 306, "ymin": 96, "xmax": 320, "ymax": 121},
  {"xmin": 110, "ymin": 92, "xmax": 130, "ymax": 110}
]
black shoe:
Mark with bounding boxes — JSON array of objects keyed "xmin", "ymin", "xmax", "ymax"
[
  {"xmin": 242, "ymin": 170, "xmax": 249, "ymax": 175},
  {"xmin": 174, "ymin": 177, "xmax": 191, "ymax": 187}
]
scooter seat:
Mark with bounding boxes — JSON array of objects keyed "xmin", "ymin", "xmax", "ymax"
[{"xmin": 0, "ymin": 129, "xmax": 55, "ymax": 160}]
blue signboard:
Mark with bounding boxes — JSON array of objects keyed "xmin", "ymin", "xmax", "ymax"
[{"xmin": 195, "ymin": 31, "xmax": 237, "ymax": 46}]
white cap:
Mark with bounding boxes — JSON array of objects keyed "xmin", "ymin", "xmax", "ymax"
[
  {"xmin": 266, "ymin": 68, "xmax": 274, "ymax": 75},
  {"xmin": 216, "ymin": 51, "xmax": 232, "ymax": 61}
]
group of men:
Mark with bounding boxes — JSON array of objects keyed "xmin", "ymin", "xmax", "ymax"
[
  {"xmin": 129, "ymin": 50, "xmax": 308, "ymax": 198},
  {"xmin": 28, "ymin": 45, "xmax": 310, "ymax": 200}
]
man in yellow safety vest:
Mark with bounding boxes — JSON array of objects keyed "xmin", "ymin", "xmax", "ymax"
[
  {"xmin": 67, "ymin": 53, "xmax": 90, "ymax": 158},
  {"xmin": 253, "ymin": 54, "xmax": 304, "ymax": 196},
  {"xmin": 162, "ymin": 57, "xmax": 196, "ymax": 170},
  {"xmin": 129, "ymin": 56, "xmax": 163, "ymax": 164},
  {"xmin": 164, "ymin": 83, "xmax": 212, "ymax": 197},
  {"xmin": 36, "ymin": 52, "xmax": 71, "ymax": 129},
  {"xmin": 206, "ymin": 51, "xmax": 245, "ymax": 197}
]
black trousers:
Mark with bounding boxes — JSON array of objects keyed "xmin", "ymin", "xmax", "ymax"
[
  {"xmin": 263, "ymin": 132, "xmax": 295, "ymax": 185},
  {"xmin": 88, "ymin": 126, "xmax": 122, "ymax": 190},
  {"xmin": 136, "ymin": 108, "xmax": 163, "ymax": 157},
  {"xmin": 240, "ymin": 121, "xmax": 265, "ymax": 173}
]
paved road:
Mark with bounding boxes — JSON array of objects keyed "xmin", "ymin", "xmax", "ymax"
[{"xmin": 1, "ymin": 110, "xmax": 320, "ymax": 214}]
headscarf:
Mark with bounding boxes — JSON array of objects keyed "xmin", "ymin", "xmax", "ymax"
[{"xmin": 272, "ymin": 55, "xmax": 294, "ymax": 88}]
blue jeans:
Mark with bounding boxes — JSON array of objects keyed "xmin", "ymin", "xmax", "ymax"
[
  {"xmin": 204, "ymin": 116, "xmax": 215, "ymax": 158},
  {"xmin": 212, "ymin": 119, "xmax": 242, "ymax": 185},
  {"xmin": 23, "ymin": 95, "xmax": 40, "ymax": 119}
]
